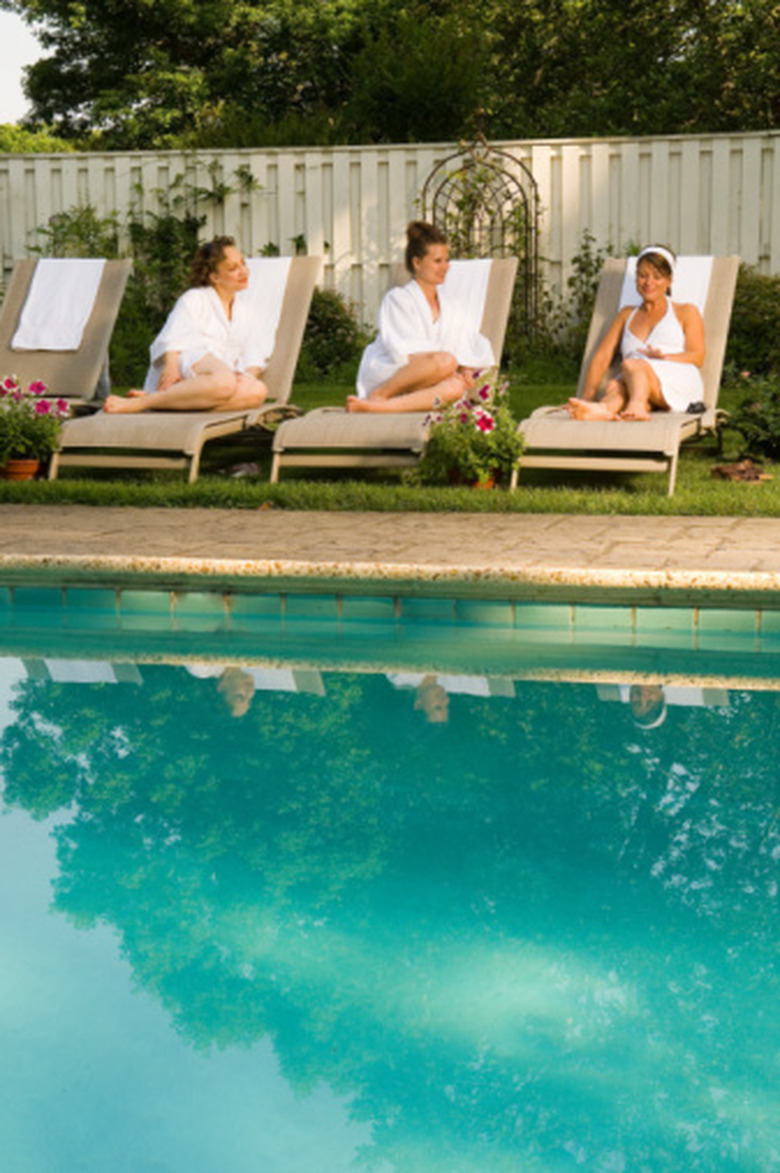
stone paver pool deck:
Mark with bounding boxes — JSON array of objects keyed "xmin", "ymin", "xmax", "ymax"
[{"xmin": 1, "ymin": 505, "xmax": 779, "ymax": 605}]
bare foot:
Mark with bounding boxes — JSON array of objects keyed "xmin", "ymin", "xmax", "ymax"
[
  {"xmin": 619, "ymin": 407, "xmax": 651, "ymax": 421},
  {"xmin": 346, "ymin": 394, "xmax": 415, "ymax": 414},
  {"xmin": 566, "ymin": 397, "xmax": 617, "ymax": 421},
  {"xmin": 103, "ymin": 392, "xmax": 149, "ymax": 414}
]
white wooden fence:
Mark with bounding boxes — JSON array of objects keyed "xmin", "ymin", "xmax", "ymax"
[{"xmin": 1, "ymin": 131, "xmax": 779, "ymax": 323}]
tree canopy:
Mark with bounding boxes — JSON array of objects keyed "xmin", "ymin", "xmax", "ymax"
[
  {"xmin": 3, "ymin": 0, "xmax": 780, "ymax": 148},
  {"xmin": 0, "ymin": 121, "xmax": 71, "ymax": 151}
]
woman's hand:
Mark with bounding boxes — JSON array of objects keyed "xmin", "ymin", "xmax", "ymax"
[
  {"xmin": 158, "ymin": 354, "xmax": 183, "ymax": 391},
  {"xmin": 640, "ymin": 303, "xmax": 705, "ymax": 367}
]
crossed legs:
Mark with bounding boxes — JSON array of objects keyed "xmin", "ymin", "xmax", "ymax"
[
  {"xmin": 103, "ymin": 355, "xmax": 268, "ymax": 413},
  {"xmin": 347, "ymin": 351, "xmax": 472, "ymax": 414},
  {"xmin": 568, "ymin": 358, "xmax": 667, "ymax": 421}
]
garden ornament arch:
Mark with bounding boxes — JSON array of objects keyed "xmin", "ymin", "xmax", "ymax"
[{"xmin": 420, "ymin": 131, "xmax": 540, "ymax": 336}]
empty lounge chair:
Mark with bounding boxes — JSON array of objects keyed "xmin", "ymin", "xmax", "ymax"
[{"xmin": 0, "ymin": 256, "xmax": 132, "ymax": 407}]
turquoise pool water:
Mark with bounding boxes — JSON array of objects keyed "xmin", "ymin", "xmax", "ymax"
[{"xmin": 1, "ymin": 587, "xmax": 779, "ymax": 1171}]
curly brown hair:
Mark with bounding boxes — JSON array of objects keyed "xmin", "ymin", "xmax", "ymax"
[{"xmin": 189, "ymin": 236, "xmax": 237, "ymax": 287}]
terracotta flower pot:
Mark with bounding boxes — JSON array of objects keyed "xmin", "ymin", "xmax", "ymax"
[
  {"xmin": 2, "ymin": 458, "xmax": 40, "ymax": 481},
  {"xmin": 448, "ymin": 467, "xmax": 498, "ymax": 489}
]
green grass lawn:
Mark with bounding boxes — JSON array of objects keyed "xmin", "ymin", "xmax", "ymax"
[{"xmin": 2, "ymin": 375, "xmax": 776, "ymax": 516}]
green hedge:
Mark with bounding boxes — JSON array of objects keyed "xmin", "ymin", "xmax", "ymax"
[{"xmin": 724, "ymin": 264, "xmax": 780, "ymax": 378}]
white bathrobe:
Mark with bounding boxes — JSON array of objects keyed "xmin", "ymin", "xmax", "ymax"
[
  {"xmin": 143, "ymin": 285, "xmax": 274, "ymax": 391},
  {"xmin": 356, "ymin": 274, "xmax": 495, "ymax": 398}
]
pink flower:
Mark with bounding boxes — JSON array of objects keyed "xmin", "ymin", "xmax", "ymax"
[
  {"xmin": 458, "ymin": 411, "xmax": 470, "ymax": 424},
  {"xmin": 34, "ymin": 399, "xmax": 51, "ymax": 414},
  {"xmin": 56, "ymin": 398, "xmax": 69, "ymax": 415},
  {"xmin": 477, "ymin": 415, "xmax": 494, "ymax": 432},
  {"xmin": 29, "ymin": 380, "xmax": 48, "ymax": 395},
  {"xmin": 478, "ymin": 384, "xmax": 490, "ymax": 400}
]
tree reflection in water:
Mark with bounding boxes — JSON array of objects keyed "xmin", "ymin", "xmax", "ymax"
[{"xmin": 3, "ymin": 662, "xmax": 780, "ymax": 1170}]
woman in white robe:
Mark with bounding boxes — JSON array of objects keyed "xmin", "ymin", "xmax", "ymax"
[
  {"xmin": 103, "ymin": 237, "xmax": 268, "ymax": 413},
  {"xmin": 347, "ymin": 221, "xmax": 495, "ymax": 414}
]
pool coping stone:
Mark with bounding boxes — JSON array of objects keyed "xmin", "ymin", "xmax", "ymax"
[{"xmin": 1, "ymin": 505, "xmax": 779, "ymax": 606}]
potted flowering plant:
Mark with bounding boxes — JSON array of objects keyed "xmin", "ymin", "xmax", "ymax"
[
  {"xmin": 413, "ymin": 373, "xmax": 523, "ymax": 487},
  {"xmin": 0, "ymin": 377, "xmax": 69, "ymax": 477}
]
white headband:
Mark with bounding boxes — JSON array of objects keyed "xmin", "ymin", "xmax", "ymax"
[
  {"xmin": 638, "ymin": 245, "xmax": 676, "ymax": 273},
  {"xmin": 636, "ymin": 705, "xmax": 667, "ymax": 730}
]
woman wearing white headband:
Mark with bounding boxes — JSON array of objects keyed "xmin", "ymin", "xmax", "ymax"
[{"xmin": 567, "ymin": 245, "xmax": 705, "ymax": 421}]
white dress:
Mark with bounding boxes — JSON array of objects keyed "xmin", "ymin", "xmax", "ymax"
[
  {"xmin": 620, "ymin": 298, "xmax": 703, "ymax": 411},
  {"xmin": 143, "ymin": 285, "xmax": 272, "ymax": 392},
  {"xmin": 356, "ymin": 278, "xmax": 495, "ymax": 398}
]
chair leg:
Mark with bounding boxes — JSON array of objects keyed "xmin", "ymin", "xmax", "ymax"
[
  {"xmin": 269, "ymin": 452, "xmax": 281, "ymax": 484},
  {"xmin": 188, "ymin": 446, "xmax": 202, "ymax": 483},
  {"xmin": 667, "ymin": 451, "xmax": 679, "ymax": 496}
]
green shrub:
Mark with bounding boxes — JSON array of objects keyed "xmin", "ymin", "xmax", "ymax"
[
  {"xmin": 506, "ymin": 231, "xmax": 615, "ymax": 375},
  {"xmin": 725, "ymin": 264, "xmax": 780, "ymax": 378},
  {"xmin": 34, "ymin": 204, "xmax": 121, "ymax": 259},
  {"xmin": 559, "ymin": 230, "xmax": 616, "ymax": 360},
  {"xmin": 296, "ymin": 286, "xmax": 367, "ymax": 381},
  {"xmin": 116, "ymin": 202, "xmax": 204, "ymax": 385},
  {"xmin": 723, "ymin": 373, "xmax": 780, "ymax": 458}
]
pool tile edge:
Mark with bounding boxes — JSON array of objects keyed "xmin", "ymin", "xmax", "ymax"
[{"xmin": 2, "ymin": 551, "xmax": 780, "ymax": 607}]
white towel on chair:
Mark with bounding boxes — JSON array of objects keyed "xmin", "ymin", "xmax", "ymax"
[
  {"xmin": 445, "ymin": 258, "xmax": 492, "ymax": 330},
  {"xmin": 244, "ymin": 256, "xmax": 292, "ymax": 361},
  {"xmin": 620, "ymin": 255, "xmax": 713, "ymax": 311},
  {"xmin": 12, "ymin": 258, "xmax": 106, "ymax": 350}
]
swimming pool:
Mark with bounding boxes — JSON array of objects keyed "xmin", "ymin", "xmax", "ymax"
[{"xmin": 2, "ymin": 586, "xmax": 779, "ymax": 1171}]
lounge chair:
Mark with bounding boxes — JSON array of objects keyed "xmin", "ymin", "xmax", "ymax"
[
  {"xmin": 49, "ymin": 255, "xmax": 322, "ymax": 482},
  {"xmin": 185, "ymin": 664, "xmax": 325, "ymax": 695},
  {"xmin": 23, "ymin": 658, "xmax": 143, "ymax": 684},
  {"xmin": 513, "ymin": 255, "xmax": 740, "ymax": 495},
  {"xmin": 0, "ymin": 257, "xmax": 132, "ymax": 407},
  {"xmin": 269, "ymin": 257, "xmax": 518, "ymax": 482}
]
